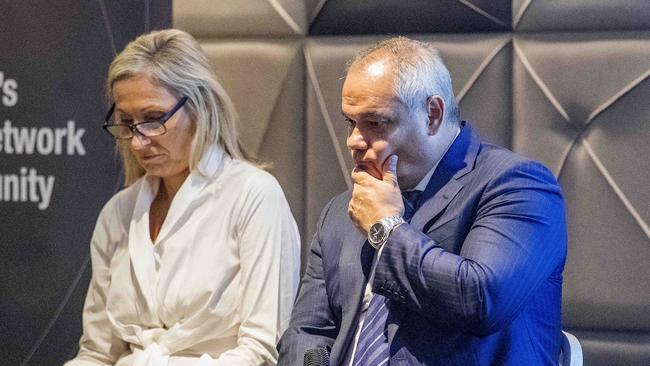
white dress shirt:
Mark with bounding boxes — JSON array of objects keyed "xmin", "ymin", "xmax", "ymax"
[{"xmin": 66, "ymin": 145, "xmax": 301, "ymax": 366}]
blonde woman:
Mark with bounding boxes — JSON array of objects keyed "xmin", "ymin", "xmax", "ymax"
[{"xmin": 65, "ymin": 29, "xmax": 300, "ymax": 366}]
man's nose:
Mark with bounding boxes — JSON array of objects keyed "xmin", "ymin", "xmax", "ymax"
[{"xmin": 346, "ymin": 127, "xmax": 367, "ymax": 151}]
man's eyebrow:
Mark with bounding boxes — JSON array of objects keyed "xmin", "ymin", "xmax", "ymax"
[{"xmin": 340, "ymin": 111, "xmax": 389, "ymax": 120}]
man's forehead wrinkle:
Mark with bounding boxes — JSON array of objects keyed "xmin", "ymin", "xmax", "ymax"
[
  {"xmin": 343, "ymin": 81, "xmax": 398, "ymax": 102},
  {"xmin": 342, "ymin": 93, "xmax": 404, "ymax": 116}
]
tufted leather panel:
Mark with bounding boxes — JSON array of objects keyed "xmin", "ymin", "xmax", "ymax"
[
  {"xmin": 198, "ymin": 39, "xmax": 306, "ymax": 234},
  {"xmin": 309, "ymin": 0, "xmax": 511, "ymax": 35},
  {"xmin": 572, "ymin": 330, "xmax": 650, "ymax": 365},
  {"xmin": 513, "ymin": 0, "xmax": 650, "ymax": 32},
  {"xmin": 174, "ymin": 0, "xmax": 308, "ymax": 36},
  {"xmin": 174, "ymin": 1, "xmax": 650, "ymax": 364},
  {"xmin": 512, "ymin": 34, "xmax": 650, "ymax": 352}
]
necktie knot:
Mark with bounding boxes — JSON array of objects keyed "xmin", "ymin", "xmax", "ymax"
[{"xmin": 402, "ymin": 190, "xmax": 422, "ymax": 222}]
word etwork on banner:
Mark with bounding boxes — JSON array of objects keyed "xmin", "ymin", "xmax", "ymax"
[{"xmin": 1, "ymin": 71, "xmax": 87, "ymax": 210}]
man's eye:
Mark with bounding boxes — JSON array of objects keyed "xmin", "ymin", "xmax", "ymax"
[
  {"xmin": 345, "ymin": 118, "xmax": 356, "ymax": 127},
  {"xmin": 117, "ymin": 118, "xmax": 133, "ymax": 125}
]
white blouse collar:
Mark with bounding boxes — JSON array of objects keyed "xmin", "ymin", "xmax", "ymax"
[{"xmin": 127, "ymin": 145, "xmax": 229, "ymax": 310}]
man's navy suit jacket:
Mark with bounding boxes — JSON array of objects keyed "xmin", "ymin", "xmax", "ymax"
[{"xmin": 278, "ymin": 123, "xmax": 567, "ymax": 365}]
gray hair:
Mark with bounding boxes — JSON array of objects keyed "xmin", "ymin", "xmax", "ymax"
[
  {"xmin": 347, "ymin": 36, "xmax": 460, "ymax": 124},
  {"xmin": 107, "ymin": 28, "xmax": 256, "ymax": 185}
]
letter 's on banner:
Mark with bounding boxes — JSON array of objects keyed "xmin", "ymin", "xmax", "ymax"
[{"xmin": 0, "ymin": 71, "xmax": 19, "ymax": 107}]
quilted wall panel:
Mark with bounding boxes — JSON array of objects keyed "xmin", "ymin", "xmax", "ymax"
[
  {"xmin": 310, "ymin": 0, "xmax": 511, "ymax": 34},
  {"xmin": 174, "ymin": 0, "xmax": 308, "ymax": 36},
  {"xmin": 174, "ymin": 1, "xmax": 650, "ymax": 364},
  {"xmin": 199, "ymin": 40, "xmax": 305, "ymax": 228},
  {"xmin": 512, "ymin": 31, "xmax": 650, "ymax": 363},
  {"xmin": 514, "ymin": 0, "xmax": 650, "ymax": 32}
]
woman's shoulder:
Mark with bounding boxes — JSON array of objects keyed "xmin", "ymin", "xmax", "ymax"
[
  {"xmin": 221, "ymin": 159, "xmax": 282, "ymax": 194},
  {"xmin": 87, "ymin": 178, "xmax": 144, "ymax": 254},
  {"xmin": 96, "ymin": 178, "xmax": 143, "ymax": 226}
]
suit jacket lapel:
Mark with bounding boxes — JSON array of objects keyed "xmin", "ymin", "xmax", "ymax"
[
  {"xmin": 411, "ymin": 122, "xmax": 480, "ymax": 232},
  {"xmin": 332, "ymin": 123, "xmax": 482, "ymax": 359},
  {"xmin": 385, "ymin": 123, "xmax": 481, "ymax": 357},
  {"xmin": 337, "ymin": 224, "xmax": 374, "ymax": 357}
]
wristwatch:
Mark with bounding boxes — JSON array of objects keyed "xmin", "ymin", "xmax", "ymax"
[{"xmin": 367, "ymin": 215, "xmax": 406, "ymax": 249}]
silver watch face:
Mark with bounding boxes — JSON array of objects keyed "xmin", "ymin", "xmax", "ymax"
[{"xmin": 368, "ymin": 222, "xmax": 388, "ymax": 245}]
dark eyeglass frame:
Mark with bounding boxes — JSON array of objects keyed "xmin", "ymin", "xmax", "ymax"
[{"xmin": 102, "ymin": 96, "xmax": 189, "ymax": 139}]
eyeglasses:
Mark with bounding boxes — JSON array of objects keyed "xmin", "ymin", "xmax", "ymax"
[{"xmin": 102, "ymin": 96, "xmax": 189, "ymax": 140}]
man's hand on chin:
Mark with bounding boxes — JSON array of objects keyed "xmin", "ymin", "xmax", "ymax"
[{"xmin": 348, "ymin": 155, "xmax": 404, "ymax": 233}]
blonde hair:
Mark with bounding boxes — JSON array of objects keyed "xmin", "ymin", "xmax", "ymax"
[{"xmin": 107, "ymin": 29, "xmax": 257, "ymax": 185}]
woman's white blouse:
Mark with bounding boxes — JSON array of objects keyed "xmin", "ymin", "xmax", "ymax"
[{"xmin": 65, "ymin": 146, "xmax": 301, "ymax": 366}]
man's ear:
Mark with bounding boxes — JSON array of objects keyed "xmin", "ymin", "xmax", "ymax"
[{"xmin": 426, "ymin": 95, "xmax": 445, "ymax": 136}]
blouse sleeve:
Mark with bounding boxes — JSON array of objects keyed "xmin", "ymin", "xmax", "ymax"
[
  {"xmin": 212, "ymin": 173, "xmax": 301, "ymax": 365},
  {"xmin": 65, "ymin": 198, "xmax": 129, "ymax": 366}
]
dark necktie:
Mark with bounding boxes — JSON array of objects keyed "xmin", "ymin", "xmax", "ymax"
[
  {"xmin": 350, "ymin": 190, "xmax": 423, "ymax": 365},
  {"xmin": 402, "ymin": 190, "xmax": 422, "ymax": 223}
]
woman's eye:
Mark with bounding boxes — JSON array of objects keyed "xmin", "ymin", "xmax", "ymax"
[
  {"xmin": 145, "ymin": 114, "xmax": 164, "ymax": 121},
  {"xmin": 345, "ymin": 118, "xmax": 355, "ymax": 127}
]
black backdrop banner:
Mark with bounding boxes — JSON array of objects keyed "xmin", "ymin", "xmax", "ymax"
[{"xmin": 0, "ymin": 2, "xmax": 170, "ymax": 364}]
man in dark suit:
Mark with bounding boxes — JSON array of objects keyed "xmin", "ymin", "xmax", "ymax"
[{"xmin": 278, "ymin": 37, "xmax": 567, "ymax": 365}]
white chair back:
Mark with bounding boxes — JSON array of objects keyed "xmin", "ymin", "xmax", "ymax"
[{"xmin": 560, "ymin": 330, "xmax": 583, "ymax": 366}]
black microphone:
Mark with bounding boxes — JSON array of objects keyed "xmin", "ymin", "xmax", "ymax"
[{"xmin": 303, "ymin": 347, "xmax": 330, "ymax": 366}]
